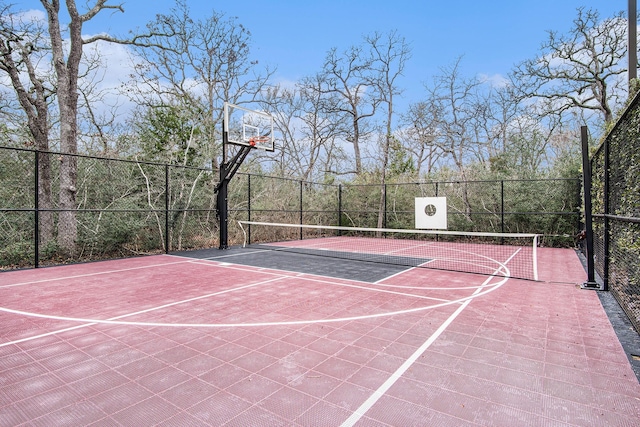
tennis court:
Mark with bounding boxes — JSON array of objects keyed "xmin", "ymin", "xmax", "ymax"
[{"xmin": 1, "ymin": 232, "xmax": 640, "ymax": 426}]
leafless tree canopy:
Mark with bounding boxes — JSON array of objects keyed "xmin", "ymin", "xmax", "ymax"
[
  {"xmin": 511, "ymin": 8, "xmax": 629, "ymax": 124},
  {"xmin": 0, "ymin": 4, "xmax": 633, "ymax": 260}
]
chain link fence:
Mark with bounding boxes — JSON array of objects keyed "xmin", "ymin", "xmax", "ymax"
[
  {"xmin": 590, "ymin": 92, "xmax": 640, "ymax": 334},
  {"xmin": 1, "ymin": 145, "xmax": 581, "ymax": 270},
  {"xmin": 0, "ymin": 147, "xmax": 220, "ymax": 268},
  {"xmin": 239, "ymin": 175, "xmax": 581, "ymax": 248}
]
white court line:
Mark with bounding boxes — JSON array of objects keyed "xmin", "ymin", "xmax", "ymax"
[
  {"xmin": 340, "ymin": 248, "xmax": 521, "ymax": 427},
  {"xmin": 196, "ymin": 247, "xmax": 517, "ymax": 289},
  {"xmin": 372, "ymin": 252, "xmax": 515, "ymax": 290},
  {"xmin": 0, "ymin": 274, "xmax": 509, "ymax": 332},
  {"xmin": 0, "ymin": 255, "xmax": 198, "ymax": 289},
  {"xmin": 340, "ymin": 282, "xmax": 485, "ymax": 427},
  {"xmin": 180, "ymin": 249, "xmax": 269, "ymax": 261},
  {"xmin": 0, "ymin": 276, "xmax": 284, "ymax": 348},
  {"xmin": 381, "ymin": 240, "xmax": 438, "ymax": 257},
  {"xmin": 0, "ymin": 250, "xmax": 513, "ymax": 346},
  {"xmin": 188, "ymin": 258, "xmax": 464, "ymax": 303},
  {"xmin": 373, "ymin": 274, "xmax": 507, "ymax": 291},
  {"xmin": 190, "ymin": 259, "xmax": 457, "ymax": 302},
  {"xmin": 236, "ymin": 241, "xmax": 522, "ymax": 285},
  {"xmin": 372, "ymin": 246, "xmax": 520, "ymax": 291}
]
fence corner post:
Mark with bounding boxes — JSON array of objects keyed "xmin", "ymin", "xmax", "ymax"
[{"xmin": 580, "ymin": 126, "xmax": 599, "ymax": 289}]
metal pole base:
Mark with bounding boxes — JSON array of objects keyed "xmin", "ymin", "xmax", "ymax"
[{"xmin": 580, "ymin": 281, "xmax": 601, "ymax": 290}]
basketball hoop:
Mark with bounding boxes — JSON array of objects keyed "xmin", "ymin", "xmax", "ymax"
[{"xmin": 248, "ymin": 135, "xmax": 269, "ymax": 148}]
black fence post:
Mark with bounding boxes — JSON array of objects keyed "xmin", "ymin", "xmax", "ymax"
[
  {"xmin": 165, "ymin": 164, "xmax": 170, "ymax": 254},
  {"xmin": 247, "ymin": 174, "xmax": 251, "ymax": 245},
  {"xmin": 500, "ymin": 180, "xmax": 505, "ymax": 235},
  {"xmin": 603, "ymin": 136, "xmax": 610, "ymax": 291},
  {"xmin": 384, "ymin": 184, "xmax": 387, "ymax": 229},
  {"xmin": 338, "ymin": 184, "xmax": 342, "ymax": 235},
  {"xmin": 299, "ymin": 180, "xmax": 303, "ymax": 240},
  {"xmin": 217, "ymin": 165, "xmax": 229, "ymax": 249},
  {"xmin": 581, "ymin": 126, "xmax": 598, "ymax": 289},
  {"xmin": 34, "ymin": 150, "xmax": 39, "ymax": 268}
]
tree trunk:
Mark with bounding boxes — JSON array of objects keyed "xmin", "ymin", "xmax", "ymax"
[
  {"xmin": 44, "ymin": 0, "xmax": 83, "ymax": 257},
  {"xmin": 352, "ymin": 119, "xmax": 362, "ymax": 175}
]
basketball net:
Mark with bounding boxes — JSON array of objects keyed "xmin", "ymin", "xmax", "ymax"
[{"xmin": 249, "ymin": 136, "xmax": 269, "ymax": 147}]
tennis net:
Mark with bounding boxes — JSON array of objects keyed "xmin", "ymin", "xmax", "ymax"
[{"xmin": 238, "ymin": 221, "xmax": 539, "ymax": 281}]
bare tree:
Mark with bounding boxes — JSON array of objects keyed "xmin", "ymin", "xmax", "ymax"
[
  {"xmin": 425, "ymin": 58, "xmax": 489, "ymax": 177},
  {"xmin": 367, "ymin": 31, "xmax": 410, "ymax": 175},
  {"xmin": 263, "ymin": 75, "xmax": 348, "ymax": 180},
  {"xmin": 1, "ymin": 0, "xmax": 174, "ymax": 257},
  {"xmin": 45, "ymin": 0, "xmax": 178, "ymax": 256},
  {"xmin": 511, "ymin": 7, "xmax": 629, "ymax": 126},
  {"xmin": 420, "ymin": 58, "xmax": 493, "ymax": 220},
  {"xmin": 126, "ymin": 0, "xmax": 273, "ymax": 169},
  {"xmin": 399, "ymin": 101, "xmax": 442, "ymax": 175},
  {"xmin": 297, "ymin": 75, "xmax": 349, "ymax": 181},
  {"xmin": 316, "ymin": 44, "xmax": 380, "ymax": 175},
  {"xmin": 0, "ymin": 4, "xmax": 55, "ymax": 244},
  {"xmin": 76, "ymin": 44, "xmax": 124, "ymax": 156},
  {"xmin": 503, "ymin": 117, "xmax": 554, "ymax": 177},
  {"xmin": 483, "ymin": 84, "xmax": 522, "ymax": 164},
  {"xmin": 365, "ymin": 30, "xmax": 411, "ymax": 228}
]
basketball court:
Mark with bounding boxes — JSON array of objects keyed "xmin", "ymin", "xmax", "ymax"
[
  {"xmin": 2, "ymin": 103, "xmax": 640, "ymax": 426},
  {"xmin": 1, "ymin": 235, "xmax": 640, "ymax": 426}
]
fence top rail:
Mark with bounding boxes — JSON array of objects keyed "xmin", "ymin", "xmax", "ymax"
[
  {"xmin": 343, "ymin": 178, "xmax": 580, "ymax": 188},
  {"xmin": 593, "ymin": 213, "xmax": 640, "ymax": 224},
  {"xmin": 237, "ymin": 172, "xmax": 340, "ymax": 187}
]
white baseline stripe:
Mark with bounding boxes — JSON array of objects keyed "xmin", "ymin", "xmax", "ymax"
[{"xmin": 340, "ymin": 280, "xmax": 487, "ymax": 427}]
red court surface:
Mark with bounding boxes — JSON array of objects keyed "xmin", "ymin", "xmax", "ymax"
[{"xmin": 1, "ymin": 246, "xmax": 639, "ymax": 426}]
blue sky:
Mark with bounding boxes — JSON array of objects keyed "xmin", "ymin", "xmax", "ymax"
[
  {"xmin": 115, "ymin": 1, "xmax": 625, "ymax": 75},
  {"xmin": 19, "ymin": 0, "xmax": 629, "ymax": 110}
]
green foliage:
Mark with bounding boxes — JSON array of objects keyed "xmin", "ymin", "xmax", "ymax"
[
  {"xmin": 137, "ymin": 105, "xmax": 206, "ymax": 166},
  {"xmin": 629, "ymin": 78, "xmax": 640, "ymax": 102},
  {"xmin": 489, "ymin": 154, "xmax": 510, "ymax": 177},
  {"xmin": 387, "ymin": 137, "xmax": 416, "ymax": 177},
  {"xmin": 0, "ymin": 241, "xmax": 33, "ymax": 268}
]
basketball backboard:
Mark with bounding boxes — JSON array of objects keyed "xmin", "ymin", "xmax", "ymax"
[{"xmin": 223, "ymin": 102, "xmax": 274, "ymax": 151}]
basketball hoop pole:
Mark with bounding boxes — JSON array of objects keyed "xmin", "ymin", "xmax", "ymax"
[
  {"xmin": 217, "ymin": 124, "xmax": 229, "ymax": 249},
  {"xmin": 216, "ymin": 126, "xmax": 254, "ymax": 249},
  {"xmin": 217, "ymin": 102, "xmax": 274, "ymax": 249}
]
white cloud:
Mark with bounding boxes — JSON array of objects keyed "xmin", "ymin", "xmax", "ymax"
[
  {"xmin": 478, "ymin": 73, "xmax": 509, "ymax": 88},
  {"xmin": 20, "ymin": 8, "xmax": 46, "ymax": 23},
  {"xmin": 82, "ymin": 37, "xmax": 137, "ymax": 88},
  {"xmin": 273, "ymin": 78, "xmax": 299, "ymax": 91}
]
